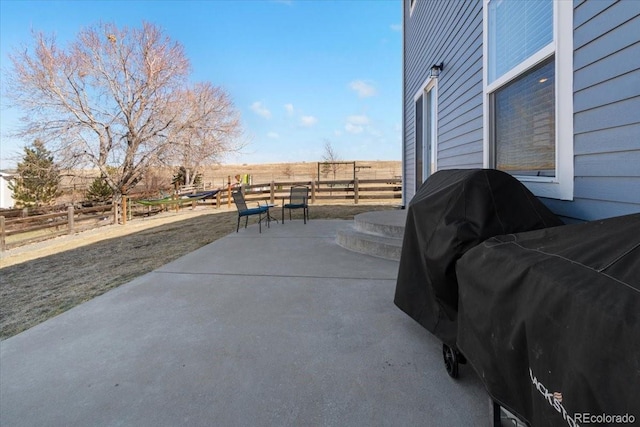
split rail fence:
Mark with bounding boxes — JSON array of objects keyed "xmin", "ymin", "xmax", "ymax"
[
  {"xmin": 0, "ymin": 177, "xmax": 401, "ymax": 251},
  {"xmin": 0, "ymin": 205, "xmax": 113, "ymax": 251}
]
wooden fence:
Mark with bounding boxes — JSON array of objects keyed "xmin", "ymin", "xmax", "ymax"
[
  {"xmin": 168, "ymin": 177, "xmax": 401, "ymax": 208},
  {"xmin": 0, "ymin": 178, "xmax": 401, "ymax": 251},
  {"xmin": 233, "ymin": 177, "xmax": 401, "ymax": 205},
  {"xmin": 0, "ymin": 204, "xmax": 113, "ymax": 251}
]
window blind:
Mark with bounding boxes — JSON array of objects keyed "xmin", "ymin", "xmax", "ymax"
[
  {"xmin": 488, "ymin": 0, "xmax": 553, "ymax": 84},
  {"xmin": 494, "ymin": 58, "xmax": 555, "ymax": 176}
]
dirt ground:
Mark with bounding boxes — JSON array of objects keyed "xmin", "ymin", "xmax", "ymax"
[{"xmin": 0, "ymin": 203, "xmax": 396, "ymax": 340}]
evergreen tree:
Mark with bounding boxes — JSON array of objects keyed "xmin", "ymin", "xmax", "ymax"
[
  {"xmin": 86, "ymin": 166, "xmax": 116, "ymax": 203},
  {"xmin": 9, "ymin": 140, "xmax": 61, "ymax": 207},
  {"xmin": 86, "ymin": 176, "xmax": 114, "ymax": 203}
]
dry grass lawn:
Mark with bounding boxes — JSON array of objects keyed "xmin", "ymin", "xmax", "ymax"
[{"xmin": 0, "ymin": 204, "xmax": 396, "ymax": 340}]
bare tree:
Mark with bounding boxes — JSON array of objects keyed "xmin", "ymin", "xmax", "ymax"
[
  {"xmin": 321, "ymin": 140, "xmax": 341, "ymax": 180},
  {"xmin": 281, "ymin": 164, "xmax": 294, "ymax": 180},
  {"xmin": 164, "ymin": 82, "xmax": 242, "ymax": 186},
  {"xmin": 4, "ymin": 22, "xmax": 242, "ymax": 201}
]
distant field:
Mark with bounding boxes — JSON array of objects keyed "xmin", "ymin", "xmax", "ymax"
[
  {"xmin": 58, "ymin": 160, "xmax": 403, "ymax": 194},
  {"xmin": 201, "ymin": 160, "xmax": 402, "ymax": 188}
]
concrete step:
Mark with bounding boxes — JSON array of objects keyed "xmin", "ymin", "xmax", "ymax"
[
  {"xmin": 353, "ymin": 210, "xmax": 406, "ymax": 238},
  {"xmin": 336, "ymin": 227, "xmax": 403, "ymax": 261},
  {"xmin": 336, "ymin": 210, "xmax": 406, "ymax": 261}
]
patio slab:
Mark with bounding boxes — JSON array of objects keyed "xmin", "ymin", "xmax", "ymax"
[{"xmin": 1, "ymin": 219, "xmax": 490, "ymax": 426}]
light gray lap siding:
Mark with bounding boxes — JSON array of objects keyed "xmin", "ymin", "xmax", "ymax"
[
  {"xmin": 403, "ymin": 0, "xmax": 483, "ymax": 203},
  {"xmin": 548, "ymin": 0, "xmax": 640, "ymax": 221},
  {"xmin": 403, "ymin": 0, "xmax": 639, "ymax": 220}
]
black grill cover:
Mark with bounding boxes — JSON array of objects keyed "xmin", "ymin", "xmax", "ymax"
[
  {"xmin": 394, "ymin": 169, "xmax": 563, "ymax": 346},
  {"xmin": 457, "ymin": 214, "xmax": 640, "ymax": 425}
]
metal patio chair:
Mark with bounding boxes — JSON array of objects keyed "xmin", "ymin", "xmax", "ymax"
[
  {"xmin": 281, "ymin": 185, "xmax": 309, "ymax": 224},
  {"xmin": 232, "ymin": 191, "xmax": 270, "ymax": 233}
]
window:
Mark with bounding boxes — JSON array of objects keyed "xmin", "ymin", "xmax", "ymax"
[
  {"xmin": 414, "ymin": 78, "xmax": 438, "ymax": 192},
  {"xmin": 415, "ymin": 95, "xmax": 423, "ymax": 191},
  {"xmin": 487, "ymin": 0, "xmax": 553, "ymax": 85},
  {"xmin": 495, "ymin": 57, "xmax": 555, "ymax": 176},
  {"xmin": 483, "ymin": 0, "xmax": 573, "ymax": 200}
]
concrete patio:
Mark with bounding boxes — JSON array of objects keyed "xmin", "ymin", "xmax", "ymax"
[{"xmin": 0, "ymin": 217, "xmax": 491, "ymax": 426}]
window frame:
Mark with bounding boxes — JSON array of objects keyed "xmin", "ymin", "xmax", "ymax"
[
  {"xmin": 415, "ymin": 94, "xmax": 424, "ymax": 191},
  {"xmin": 482, "ymin": 0, "xmax": 574, "ymax": 200},
  {"xmin": 414, "ymin": 76, "xmax": 439, "ymax": 188}
]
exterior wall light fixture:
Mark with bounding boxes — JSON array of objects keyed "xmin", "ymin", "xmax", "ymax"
[{"xmin": 430, "ymin": 62, "xmax": 444, "ymax": 78}]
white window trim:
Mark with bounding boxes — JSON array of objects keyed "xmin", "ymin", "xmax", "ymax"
[
  {"xmin": 414, "ymin": 77, "xmax": 439, "ymax": 178},
  {"xmin": 410, "ymin": 0, "xmax": 417, "ymax": 17},
  {"xmin": 482, "ymin": 0, "xmax": 574, "ymax": 201}
]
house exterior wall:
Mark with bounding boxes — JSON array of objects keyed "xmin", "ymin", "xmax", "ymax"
[
  {"xmin": 403, "ymin": 0, "xmax": 484, "ymax": 204},
  {"xmin": 0, "ymin": 173, "xmax": 16, "ymax": 209},
  {"xmin": 543, "ymin": 0, "xmax": 640, "ymax": 221},
  {"xmin": 402, "ymin": 0, "xmax": 640, "ymax": 221}
]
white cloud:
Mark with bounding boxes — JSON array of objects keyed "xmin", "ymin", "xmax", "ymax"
[
  {"xmin": 347, "ymin": 114, "xmax": 370, "ymax": 125},
  {"xmin": 345, "ymin": 123, "xmax": 364, "ymax": 134},
  {"xmin": 390, "ymin": 23, "xmax": 402, "ymax": 32},
  {"xmin": 267, "ymin": 131, "xmax": 279, "ymax": 139},
  {"xmin": 300, "ymin": 115, "xmax": 318, "ymax": 127},
  {"xmin": 284, "ymin": 103, "xmax": 294, "ymax": 115},
  {"xmin": 250, "ymin": 101, "xmax": 272, "ymax": 119},
  {"xmin": 344, "ymin": 114, "xmax": 371, "ymax": 134},
  {"xmin": 349, "ymin": 80, "xmax": 377, "ymax": 98},
  {"xmin": 367, "ymin": 127, "xmax": 382, "ymax": 138}
]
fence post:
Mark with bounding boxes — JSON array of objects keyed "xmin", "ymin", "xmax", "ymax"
[
  {"xmin": 270, "ymin": 181, "xmax": 275, "ymax": 205},
  {"xmin": 0, "ymin": 216, "xmax": 5, "ymax": 252},
  {"xmin": 227, "ymin": 175, "xmax": 231, "ymax": 208},
  {"xmin": 122, "ymin": 197, "xmax": 127, "ymax": 225},
  {"xmin": 113, "ymin": 200, "xmax": 119, "ymax": 225},
  {"xmin": 216, "ymin": 191, "xmax": 221, "ymax": 209},
  {"xmin": 311, "ymin": 181, "xmax": 316, "ymax": 204},
  {"xmin": 67, "ymin": 206, "xmax": 75, "ymax": 234},
  {"xmin": 354, "ymin": 177, "xmax": 359, "ymax": 205}
]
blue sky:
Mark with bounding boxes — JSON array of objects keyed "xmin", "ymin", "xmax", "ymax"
[{"xmin": 0, "ymin": 0, "xmax": 402, "ymax": 169}]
